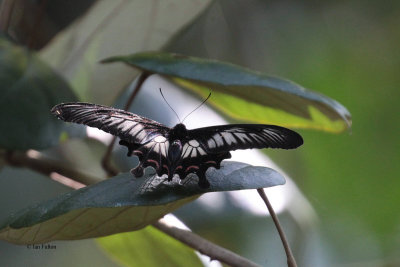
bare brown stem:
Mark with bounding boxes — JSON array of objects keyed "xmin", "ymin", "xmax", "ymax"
[
  {"xmin": 27, "ymin": 0, "xmax": 48, "ymax": 49},
  {"xmin": 4, "ymin": 150, "xmax": 97, "ymax": 187},
  {"xmin": 0, "ymin": 0, "xmax": 16, "ymax": 33},
  {"xmin": 153, "ymin": 219, "xmax": 261, "ymax": 267},
  {"xmin": 101, "ymin": 71, "xmax": 151, "ymax": 177},
  {"xmin": 257, "ymin": 188, "xmax": 297, "ymax": 267}
]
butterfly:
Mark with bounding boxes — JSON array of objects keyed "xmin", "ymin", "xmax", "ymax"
[{"xmin": 51, "ymin": 102, "xmax": 303, "ymax": 188}]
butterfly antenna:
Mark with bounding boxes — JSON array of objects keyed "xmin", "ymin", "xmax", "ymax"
[
  {"xmin": 182, "ymin": 91, "xmax": 211, "ymax": 123},
  {"xmin": 159, "ymin": 88, "xmax": 181, "ymax": 122}
]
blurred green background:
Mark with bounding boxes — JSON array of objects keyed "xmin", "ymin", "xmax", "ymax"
[
  {"xmin": 168, "ymin": 0, "xmax": 400, "ymax": 264},
  {"xmin": 1, "ymin": 0, "xmax": 399, "ymax": 266}
]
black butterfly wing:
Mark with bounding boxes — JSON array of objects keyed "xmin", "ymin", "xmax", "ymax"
[
  {"xmin": 51, "ymin": 103, "xmax": 172, "ymax": 177},
  {"xmin": 188, "ymin": 124, "xmax": 303, "ymax": 153},
  {"xmin": 175, "ymin": 124, "xmax": 302, "ymax": 188},
  {"xmin": 51, "ymin": 103, "xmax": 303, "ymax": 188},
  {"xmin": 51, "ymin": 102, "xmax": 170, "ymax": 144},
  {"xmin": 175, "ymin": 138, "xmax": 231, "ymax": 188}
]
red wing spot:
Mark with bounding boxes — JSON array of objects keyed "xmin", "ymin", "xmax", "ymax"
[
  {"xmin": 175, "ymin": 166, "xmax": 183, "ymax": 171},
  {"xmin": 205, "ymin": 161, "xmax": 217, "ymax": 165},
  {"xmin": 185, "ymin": 165, "xmax": 199, "ymax": 172},
  {"xmin": 133, "ymin": 150, "xmax": 143, "ymax": 156},
  {"xmin": 147, "ymin": 159, "xmax": 159, "ymax": 169}
]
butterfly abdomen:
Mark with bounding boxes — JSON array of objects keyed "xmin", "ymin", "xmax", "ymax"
[{"xmin": 167, "ymin": 140, "xmax": 183, "ymax": 180}]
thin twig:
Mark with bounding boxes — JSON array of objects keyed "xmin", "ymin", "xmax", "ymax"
[
  {"xmin": 4, "ymin": 150, "xmax": 97, "ymax": 187},
  {"xmin": 0, "ymin": 0, "xmax": 16, "ymax": 33},
  {"xmin": 257, "ymin": 188, "xmax": 297, "ymax": 267},
  {"xmin": 101, "ymin": 71, "xmax": 151, "ymax": 177},
  {"xmin": 27, "ymin": 0, "xmax": 48, "ymax": 49},
  {"xmin": 153, "ymin": 220, "xmax": 261, "ymax": 267}
]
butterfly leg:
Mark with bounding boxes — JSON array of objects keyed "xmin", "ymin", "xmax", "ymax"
[
  {"xmin": 167, "ymin": 172, "xmax": 174, "ymax": 182},
  {"xmin": 196, "ymin": 168, "xmax": 210, "ymax": 188},
  {"xmin": 131, "ymin": 165, "xmax": 144, "ymax": 177},
  {"xmin": 198, "ymin": 176, "xmax": 210, "ymax": 188}
]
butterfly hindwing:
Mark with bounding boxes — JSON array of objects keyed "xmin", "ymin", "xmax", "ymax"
[
  {"xmin": 119, "ymin": 135, "xmax": 170, "ymax": 178},
  {"xmin": 175, "ymin": 139, "xmax": 231, "ymax": 187}
]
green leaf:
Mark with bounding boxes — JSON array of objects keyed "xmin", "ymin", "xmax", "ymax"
[
  {"xmin": 97, "ymin": 226, "xmax": 203, "ymax": 267},
  {"xmin": 0, "ymin": 161, "xmax": 284, "ymax": 245},
  {"xmin": 39, "ymin": 1, "xmax": 213, "ymax": 105},
  {"xmin": 0, "ymin": 38, "xmax": 78, "ymax": 150},
  {"xmin": 102, "ymin": 51, "xmax": 351, "ymax": 133}
]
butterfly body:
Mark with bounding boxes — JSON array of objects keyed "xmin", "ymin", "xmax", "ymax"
[
  {"xmin": 51, "ymin": 102, "xmax": 303, "ymax": 188},
  {"xmin": 118, "ymin": 122, "xmax": 231, "ymax": 188}
]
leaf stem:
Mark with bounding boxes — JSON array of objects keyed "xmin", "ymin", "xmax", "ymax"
[
  {"xmin": 153, "ymin": 219, "xmax": 261, "ymax": 267},
  {"xmin": 257, "ymin": 188, "xmax": 297, "ymax": 267},
  {"xmin": 101, "ymin": 71, "xmax": 151, "ymax": 177}
]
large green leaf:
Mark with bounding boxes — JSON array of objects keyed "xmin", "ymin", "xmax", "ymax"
[
  {"xmin": 0, "ymin": 161, "xmax": 284, "ymax": 245},
  {"xmin": 0, "ymin": 38, "xmax": 78, "ymax": 150},
  {"xmin": 97, "ymin": 226, "xmax": 203, "ymax": 267},
  {"xmin": 39, "ymin": 1, "xmax": 213, "ymax": 105},
  {"xmin": 102, "ymin": 52, "xmax": 351, "ymax": 133}
]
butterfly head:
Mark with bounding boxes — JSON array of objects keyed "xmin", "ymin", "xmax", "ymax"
[{"xmin": 169, "ymin": 123, "xmax": 188, "ymax": 140}]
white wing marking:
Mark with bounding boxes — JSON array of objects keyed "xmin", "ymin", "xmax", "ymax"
[
  {"xmin": 234, "ymin": 133, "xmax": 251, "ymax": 143},
  {"xmin": 188, "ymin": 140, "xmax": 200, "ymax": 147},
  {"xmin": 154, "ymin": 136, "xmax": 167, "ymax": 143},
  {"xmin": 221, "ymin": 132, "xmax": 236, "ymax": 145},
  {"xmin": 153, "ymin": 143, "xmax": 160, "ymax": 153},
  {"xmin": 197, "ymin": 147, "xmax": 206, "ymax": 156},
  {"xmin": 162, "ymin": 141, "xmax": 169, "ymax": 157},
  {"xmin": 212, "ymin": 134, "xmax": 224, "ymax": 146},
  {"xmin": 250, "ymin": 133, "xmax": 264, "ymax": 143},
  {"xmin": 135, "ymin": 130, "xmax": 147, "ymax": 141},
  {"xmin": 129, "ymin": 124, "xmax": 143, "ymax": 135},
  {"xmin": 118, "ymin": 121, "xmax": 134, "ymax": 131},
  {"xmin": 207, "ymin": 138, "xmax": 217, "ymax": 149},
  {"xmin": 182, "ymin": 143, "xmax": 189, "ymax": 152}
]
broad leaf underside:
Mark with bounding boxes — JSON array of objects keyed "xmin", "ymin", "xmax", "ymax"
[{"xmin": 0, "ymin": 161, "xmax": 285, "ymax": 244}]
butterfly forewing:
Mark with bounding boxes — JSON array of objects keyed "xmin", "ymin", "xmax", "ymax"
[
  {"xmin": 189, "ymin": 124, "xmax": 303, "ymax": 153},
  {"xmin": 51, "ymin": 103, "xmax": 170, "ymax": 144}
]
